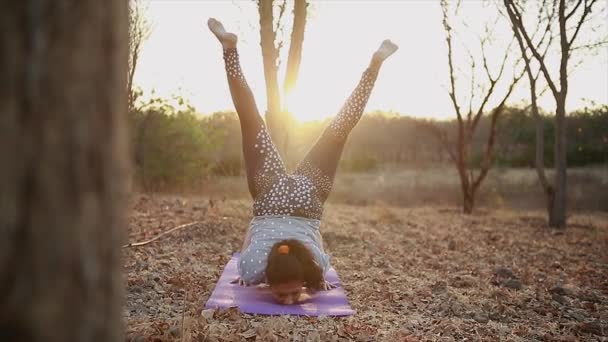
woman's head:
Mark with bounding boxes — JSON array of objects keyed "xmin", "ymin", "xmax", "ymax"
[{"xmin": 265, "ymin": 239, "xmax": 322, "ymax": 304}]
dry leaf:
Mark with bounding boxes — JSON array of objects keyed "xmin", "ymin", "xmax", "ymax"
[{"xmin": 238, "ymin": 328, "xmax": 257, "ymax": 339}]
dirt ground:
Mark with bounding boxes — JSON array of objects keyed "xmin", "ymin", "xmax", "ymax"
[{"xmin": 124, "ymin": 194, "xmax": 608, "ymax": 341}]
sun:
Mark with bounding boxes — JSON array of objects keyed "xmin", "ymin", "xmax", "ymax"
[{"xmin": 284, "ymin": 90, "xmax": 334, "ymax": 123}]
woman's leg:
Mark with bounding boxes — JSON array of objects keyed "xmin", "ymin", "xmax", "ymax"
[
  {"xmin": 208, "ymin": 19, "xmax": 286, "ymax": 198},
  {"xmin": 294, "ymin": 40, "xmax": 398, "ymax": 202}
]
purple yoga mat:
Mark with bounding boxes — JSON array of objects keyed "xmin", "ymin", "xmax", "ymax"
[{"xmin": 205, "ymin": 254, "xmax": 355, "ymax": 316}]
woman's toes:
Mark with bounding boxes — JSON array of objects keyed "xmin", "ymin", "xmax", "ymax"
[
  {"xmin": 376, "ymin": 39, "xmax": 399, "ymax": 60},
  {"xmin": 208, "ymin": 18, "xmax": 237, "ymax": 48}
]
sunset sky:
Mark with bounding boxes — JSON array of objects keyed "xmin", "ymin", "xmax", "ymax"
[{"xmin": 134, "ymin": 0, "xmax": 608, "ymax": 121}]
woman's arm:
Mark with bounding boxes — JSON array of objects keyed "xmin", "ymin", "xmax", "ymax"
[
  {"xmin": 317, "ymin": 233, "xmax": 326, "ymax": 253},
  {"xmin": 240, "ymin": 229, "xmax": 252, "ymax": 253},
  {"xmin": 232, "ymin": 229, "xmax": 253, "ymax": 287},
  {"xmin": 309, "ymin": 233, "xmax": 335, "ymax": 291}
]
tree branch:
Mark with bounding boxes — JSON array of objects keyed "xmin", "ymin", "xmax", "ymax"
[
  {"xmin": 128, "ymin": 0, "xmax": 152, "ymax": 111},
  {"xmin": 480, "ymin": 37, "xmax": 496, "ymax": 83},
  {"xmin": 571, "ymin": 39, "xmax": 608, "ymax": 51},
  {"xmin": 568, "ymin": 0, "xmax": 598, "ymax": 48},
  {"xmin": 441, "ymin": 0, "xmax": 464, "ymax": 125},
  {"xmin": 566, "ymin": 0, "xmax": 583, "ymax": 20},
  {"xmin": 274, "ymin": 0, "xmax": 287, "ymax": 38},
  {"xmin": 419, "ymin": 121, "xmax": 457, "ymax": 165},
  {"xmin": 471, "ymin": 37, "xmax": 514, "ymax": 131},
  {"xmin": 504, "ymin": 0, "xmax": 560, "ymax": 98},
  {"xmin": 508, "ymin": 0, "xmax": 552, "ymax": 193},
  {"xmin": 467, "ymin": 47, "xmax": 476, "ymax": 122},
  {"xmin": 123, "ymin": 222, "xmax": 202, "ymax": 248},
  {"xmin": 472, "ymin": 71, "xmax": 522, "ymax": 192},
  {"xmin": 282, "ymin": 0, "xmax": 308, "ymax": 107}
]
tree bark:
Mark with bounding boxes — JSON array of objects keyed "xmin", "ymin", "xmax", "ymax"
[
  {"xmin": 0, "ymin": 1, "xmax": 128, "ymax": 341},
  {"xmin": 258, "ymin": 0, "xmax": 282, "ymax": 151},
  {"xmin": 279, "ymin": 0, "xmax": 308, "ymax": 161},
  {"xmin": 550, "ymin": 0, "xmax": 569, "ymax": 228},
  {"xmin": 127, "ymin": 45, "xmax": 139, "ymax": 111},
  {"xmin": 463, "ymin": 188, "xmax": 475, "ymax": 214},
  {"xmin": 258, "ymin": 0, "xmax": 308, "ymax": 162},
  {"xmin": 551, "ymin": 96, "xmax": 568, "ymax": 228},
  {"xmin": 283, "ymin": 0, "xmax": 307, "ymax": 106},
  {"xmin": 455, "ymin": 136, "xmax": 472, "ymax": 213}
]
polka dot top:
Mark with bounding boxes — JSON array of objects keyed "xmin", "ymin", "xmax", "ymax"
[{"xmin": 237, "ymin": 215, "xmax": 331, "ymax": 285}]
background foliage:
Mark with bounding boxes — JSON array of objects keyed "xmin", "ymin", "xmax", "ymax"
[{"xmin": 129, "ymin": 93, "xmax": 607, "ymax": 191}]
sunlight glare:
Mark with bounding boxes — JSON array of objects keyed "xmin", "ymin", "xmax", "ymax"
[{"xmin": 135, "ymin": 1, "xmax": 608, "ymax": 122}]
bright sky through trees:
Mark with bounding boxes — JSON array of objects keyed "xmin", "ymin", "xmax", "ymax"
[{"xmin": 135, "ymin": 1, "xmax": 607, "ymax": 121}]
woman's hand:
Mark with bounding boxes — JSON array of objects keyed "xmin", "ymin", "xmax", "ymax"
[
  {"xmin": 304, "ymin": 280, "xmax": 336, "ymax": 295},
  {"xmin": 230, "ymin": 277, "xmax": 250, "ymax": 287},
  {"xmin": 320, "ymin": 280, "xmax": 337, "ymax": 291}
]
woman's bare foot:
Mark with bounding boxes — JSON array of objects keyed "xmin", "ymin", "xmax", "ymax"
[
  {"xmin": 207, "ymin": 18, "xmax": 237, "ymax": 49},
  {"xmin": 370, "ymin": 39, "xmax": 399, "ymax": 69},
  {"xmin": 375, "ymin": 39, "xmax": 399, "ymax": 61}
]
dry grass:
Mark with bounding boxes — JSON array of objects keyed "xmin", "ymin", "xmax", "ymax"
[
  {"xmin": 124, "ymin": 194, "xmax": 608, "ymax": 341},
  {"xmin": 193, "ymin": 167, "xmax": 608, "ymax": 212}
]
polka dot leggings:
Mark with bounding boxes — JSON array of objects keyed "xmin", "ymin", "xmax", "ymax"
[{"xmin": 223, "ymin": 48, "xmax": 378, "ymax": 220}]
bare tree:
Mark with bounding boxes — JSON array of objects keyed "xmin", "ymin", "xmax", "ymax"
[
  {"xmin": 435, "ymin": 0, "xmax": 525, "ymax": 213},
  {"xmin": 128, "ymin": 0, "xmax": 152, "ymax": 112},
  {"xmin": 283, "ymin": 0, "xmax": 307, "ymax": 106},
  {"xmin": 258, "ymin": 0, "xmax": 308, "ymax": 160},
  {"xmin": 504, "ymin": 0, "xmax": 605, "ymax": 228},
  {"xmin": 128, "ymin": 0, "xmax": 152, "ymax": 189},
  {"xmin": 0, "ymin": 1, "xmax": 129, "ymax": 341}
]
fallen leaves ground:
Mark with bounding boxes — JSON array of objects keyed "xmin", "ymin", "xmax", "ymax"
[{"xmin": 124, "ymin": 194, "xmax": 608, "ymax": 341}]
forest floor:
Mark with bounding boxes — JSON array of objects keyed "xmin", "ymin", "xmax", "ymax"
[{"xmin": 124, "ymin": 194, "xmax": 608, "ymax": 341}]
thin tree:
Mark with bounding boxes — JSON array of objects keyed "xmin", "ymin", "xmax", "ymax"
[
  {"xmin": 434, "ymin": 0, "xmax": 525, "ymax": 213},
  {"xmin": 504, "ymin": 0, "xmax": 605, "ymax": 228},
  {"xmin": 128, "ymin": 0, "xmax": 152, "ymax": 189},
  {"xmin": 258, "ymin": 0, "xmax": 308, "ymax": 160},
  {"xmin": 282, "ymin": 0, "xmax": 307, "ymax": 107},
  {"xmin": 0, "ymin": 1, "xmax": 129, "ymax": 341},
  {"xmin": 128, "ymin": 0, "xmax": 152, "ymax": 112}
]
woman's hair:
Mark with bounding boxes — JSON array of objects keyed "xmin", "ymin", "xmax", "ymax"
[{"xmin": 265, "ymin": 239, "xmax": 323, "ymax": 290}]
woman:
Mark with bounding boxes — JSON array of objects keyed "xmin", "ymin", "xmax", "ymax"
[{"xmin": 208, "ymin": 18, "xmax": 397, "ymax": 305}]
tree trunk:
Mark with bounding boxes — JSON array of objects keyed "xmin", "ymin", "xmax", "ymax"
[
  {"xmin": 535, "ymin": 109, "xmax": 558, "ymax": 224},
  {"xmin": 463, "ymin": 187, "xmax": 475, "ymax": 214},
  {"xmin": 551, "ymin": 96, "xmax": 568, "ymax": 228},
  {"xmin": 258, "ymin": 0, "xmax": 283, "ymax": 154},
  {"xmin": 0, "ymin": 1, "xmax": 128, "ymax": 341},
  {"xmin": 456, "ymin": 158, "xmax": 473, "ymax": 214},
  {"xmin": 279, "ymin": 0, "xmax": 307, "ymax": 162},
  {"xmin": 507, "ymin": 0, "xmax": 558, "ymax": 228},
  {"xmin": 459, "ymin": 128, "xmax": 476, "ymax": 214},
  {"xmin": 545, "ymin": 187, "xmax": 556, "ymax": 224},
  {"xmin": 551, "ymin": 0, "xmax": 569, "ymax": 229},
  {"xmin": 258, "ymin": 0, "xmax": 309, "ymax": 163},
  {"xmin": 283, "ymin": 0, "xmax": 307, "ymax": 106},
  {"xmin": 127, "ymin": 46, "xmax": 139, "ymax": 111}
]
